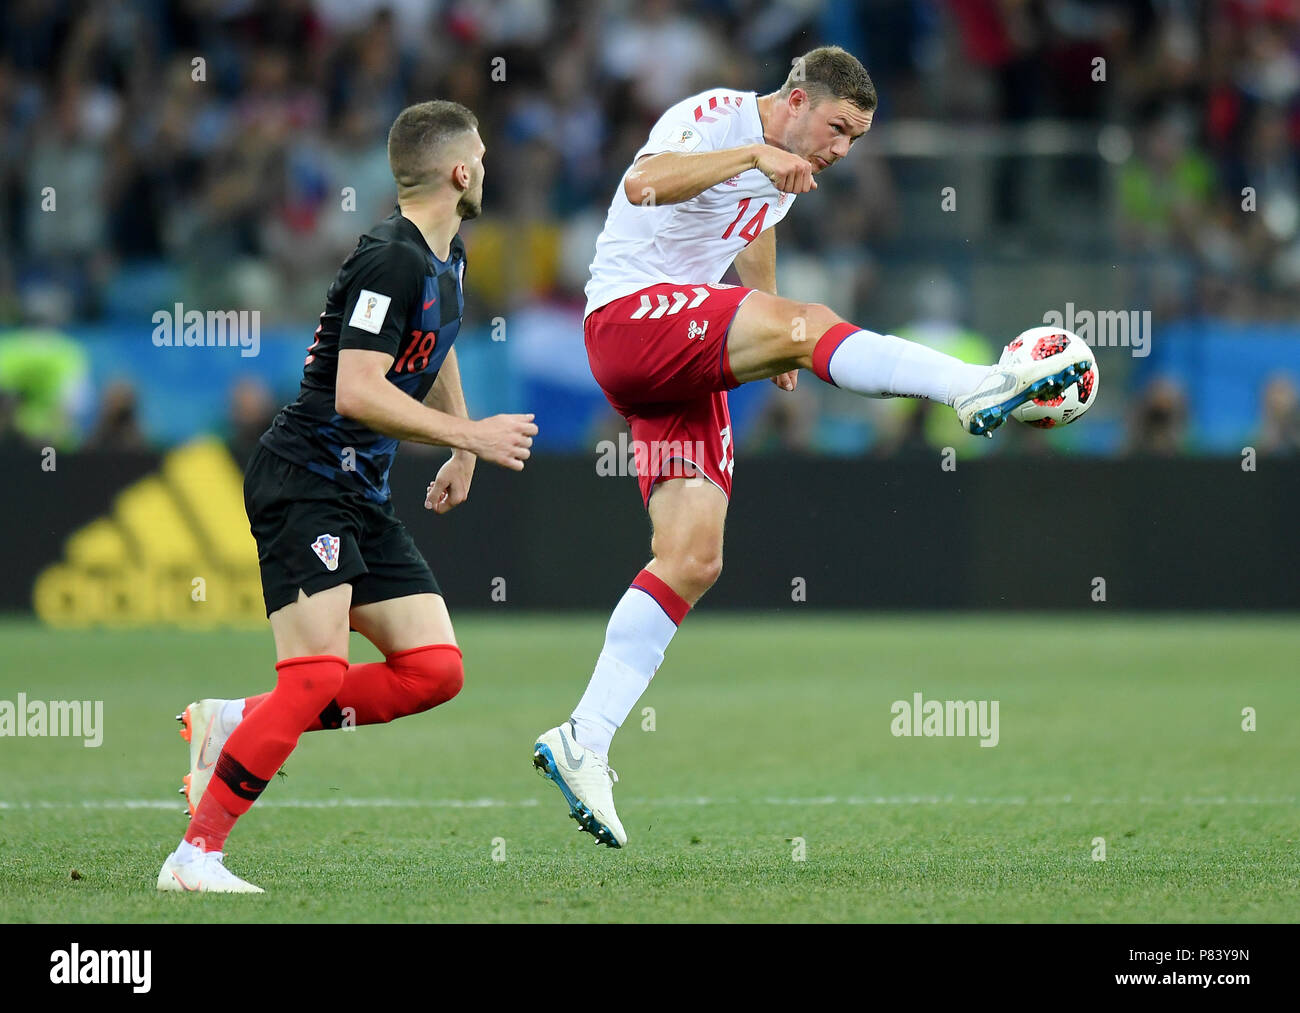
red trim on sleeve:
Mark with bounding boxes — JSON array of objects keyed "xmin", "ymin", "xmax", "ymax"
[
  {"xmin": 630, "ymin": 568, "xmax": 691, "ymax": 626},
  {"xmin": 811, "ymin": 322, "xmax": 860, "ymax": 386}
]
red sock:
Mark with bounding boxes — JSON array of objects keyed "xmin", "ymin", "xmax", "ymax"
[
  {"xmin": 630, "ymin": 568, "xmax": 691, "ymax": 624},
  {"xmin": 185, "ymin": 791, "xmax": 238, "ymax": 852},
  {"xmin": 242, "ymin": 644, "xmax": 463, "ymax": 731},
  {"xmin": 811, "ymin": 321, "xmax": 859, "ymax": 386},
  {"xmin": 200, "ymin": 655, "xmax": 348, "ymax": 849}
]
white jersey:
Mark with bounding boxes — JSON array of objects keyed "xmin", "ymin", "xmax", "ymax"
[{"xmin": 584, "ymin": 88, "xmax": 798, "ymax": 317}]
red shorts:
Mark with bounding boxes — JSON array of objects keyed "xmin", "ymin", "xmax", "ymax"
[{"xmin": 585, "ymin": 282, "xmax": 754, "ymax": 504}]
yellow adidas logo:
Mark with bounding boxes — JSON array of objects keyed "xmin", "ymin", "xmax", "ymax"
[{"xmin": 34, "ymin": 439, "xmax": 264, "ymax": 628}]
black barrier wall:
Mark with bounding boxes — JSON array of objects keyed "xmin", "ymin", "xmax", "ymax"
[{"xmin": 4, "ymin": 448, "xmax": 1298, "ymax": 614}]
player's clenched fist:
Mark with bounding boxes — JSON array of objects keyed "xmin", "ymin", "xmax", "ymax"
[
  {"xmin": 752, "ymin": 144, "xmax": 818, "ymax": 194},
  {"xmin": 467, "ymin": 413, "xmax": 537, "ymax": 470}
]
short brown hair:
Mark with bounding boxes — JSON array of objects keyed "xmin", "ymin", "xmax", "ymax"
[
  {"xmin": 387, "ymin": 100, "xmax": 479, "ymax": 195},
  {"xmin": 779, "ymin": 45, "xmax": 876, "ymax": 113}
]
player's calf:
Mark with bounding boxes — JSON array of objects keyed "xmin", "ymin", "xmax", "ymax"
[{"xmin": 647, "ymin": 478, "xmax": 727, "ymax": 604}]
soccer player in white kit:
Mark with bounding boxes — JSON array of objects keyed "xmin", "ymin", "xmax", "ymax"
[{"xmin": 532, "ymin": 46, "xmax": 1090, "ymax": 847}]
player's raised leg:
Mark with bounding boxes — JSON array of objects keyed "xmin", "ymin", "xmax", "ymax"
[
  {"xmin": 535, "ymin": 475, "xmax": 727, "ymax": 847},
  {"xmin": 725, "ymin": 292, "xmax": 1091, "ymax": 437}
]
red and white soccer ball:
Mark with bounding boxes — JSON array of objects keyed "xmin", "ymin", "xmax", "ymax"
[{"xmin": 1000, "ymin": 326, "xmax": 1099, "ymax": 429}]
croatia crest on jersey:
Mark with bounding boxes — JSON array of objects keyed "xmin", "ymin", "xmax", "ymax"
[{"xmin": 311, "ymin": 534, "xmax": 341, "ymax": 572}]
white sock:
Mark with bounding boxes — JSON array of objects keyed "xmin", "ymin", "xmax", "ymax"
[
  {"xmin": 176, "ymin": 839, "xmax": 207, "ymax": 862},
  {"xmin": 571, "ymin": 583, "xmax": 682, "ymax": 758},
  {"xmin": 218, "ymin": 699, "xmax": 245, "ymax": 737},
  {"xmin": 826, "ymin": 328, "xmax": 990, "ymax": 406}
]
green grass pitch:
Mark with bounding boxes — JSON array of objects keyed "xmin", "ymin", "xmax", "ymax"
[{"xmin": 0, "ymin": 614, "xmax": 1296, "ymax": 923}]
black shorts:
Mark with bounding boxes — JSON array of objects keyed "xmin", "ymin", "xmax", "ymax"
[{"xmin": 244, "ymin": 443, "xmax": 440, "ymax": 616}]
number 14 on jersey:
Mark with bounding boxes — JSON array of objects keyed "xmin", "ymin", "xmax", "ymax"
[{"xmin": 721, "ymin": 198, "xmax": 768, "ymax": 244}]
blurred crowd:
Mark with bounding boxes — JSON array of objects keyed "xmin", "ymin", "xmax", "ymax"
[{"xmin": 0, "ymin": 0, "xmax": 1297, "ymax": 456}]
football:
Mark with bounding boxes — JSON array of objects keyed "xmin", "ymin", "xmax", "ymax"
[{"xmin": 1001, "ymin": 327, "xmax": 1100, "ymax": 428}]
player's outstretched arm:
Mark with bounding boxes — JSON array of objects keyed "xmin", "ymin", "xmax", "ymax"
[
  {"xmin": 336, "ymin": 347, "xmax": 536, "ymax": 470},
  {"xmin": 624, "ymin": 144, "xmax": 817, "ymax": 206}
]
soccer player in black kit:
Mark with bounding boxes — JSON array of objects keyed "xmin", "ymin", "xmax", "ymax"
[{"xmin": 158, "ymin": 101, "xmax": 537, "ymax": 893}]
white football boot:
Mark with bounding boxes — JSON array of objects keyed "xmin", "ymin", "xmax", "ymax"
[
  {"xmin": 533, "ymin": 722, "xmax": 627, "ymax": 848},
  {"xmin": 953, "ymin": 344, "xmax": 1092, "ymax": 437},
  {"xmin": 157, "ymin": 847, "xmax": 263, "ymax": 894},
  {"xmin": 176, "ymin": 699, "xmax": 233, "ymax": 818}
]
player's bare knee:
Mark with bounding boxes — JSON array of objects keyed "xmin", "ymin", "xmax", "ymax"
[
  {"xmin": 759, "ymin": 297, "xmax": 842, "ymax": 369},
  {"xmin": 687, "ymin": 551, "xmax": 723, "ymax": 593},
  {"xmin": 789, "ymin": 302, "xmax": 843, "ymax": 366},
  {"xmin": 649, "ymin": 543, "xmax": 721, "ymax": 600},
  {"xmin": 672, "ymin": 548, "xmax": 723, "ymax": 598},
  {"xmin": 277, "ymin": 630, "xmax": 348, "ymax": 664},
  {"xmin": 287, "ymin": 627, "xmax": 348, "ymax": 661}
]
